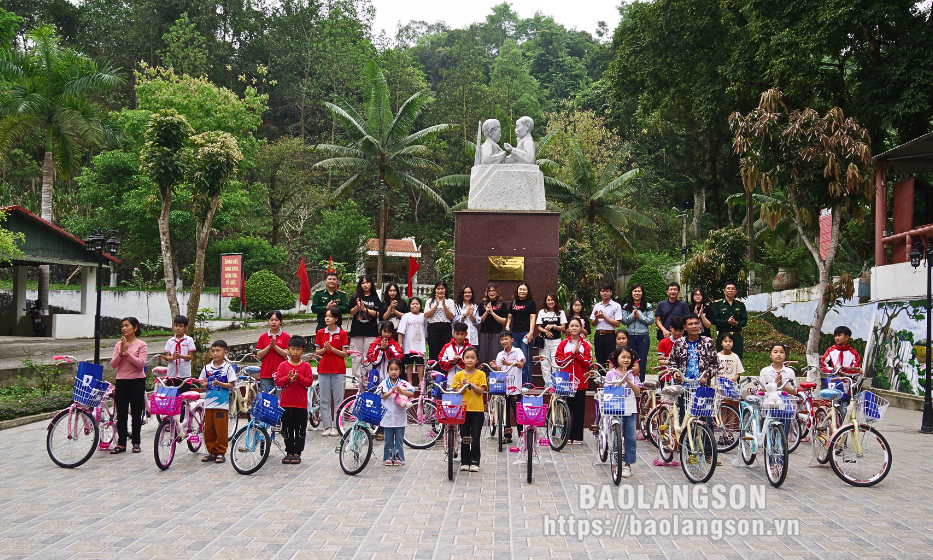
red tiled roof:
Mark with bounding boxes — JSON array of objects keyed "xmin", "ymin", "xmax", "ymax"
[{"xmin": 366, "ymin": 238, "xmax": 419, "ymax": 254}]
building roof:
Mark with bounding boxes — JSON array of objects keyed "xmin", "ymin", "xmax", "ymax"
[
  {"xmin": 0, "ymin": 206, "xmax": 120, "ymax": 267},
  {"xmin": 365, "ymin": 238, "xmax": 421, "ymax": 257},
  {"xmin": 874, "ymin": 131, "xmax": 933, "ymax": 173}
]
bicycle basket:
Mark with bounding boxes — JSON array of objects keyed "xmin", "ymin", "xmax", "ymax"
[
  {"xmin": 552, "ymin": 371, "xmax": 577, "ymax": 397},
  {"xmin": 366, "ymin": 368, "xmax": 381, "ymax": 392},
  {"xmin": 716, "ymin": 377, "xmax": 739, "ymax": 400},
  {"xmin": 761, "ymin": 395, "xmax": 797, "ymax": 419},
  {"xmin": 352, "ymin": 392, "xmax": 386, "ymax": 425},
  {"xmin": 600, "ymin": 385, "xmax": 636, "ymax": 416},
  {"xmin": 488, "ymin": 371, "xmax": 507, "ymax": 395},
  {"xmin": 686, "ymin": 385, "xmax": 716, "ymax": 416},
  {"xmin": 516, "ymin": 395, "xmax": 547, "ymax": 427},
  {"xmin": 72, "ymin": 376, "xmax": 109, "ymax": 408},
  {"xmin": 251, "ymin": 392, "xmax": 285, "ymax": 425},
  {"xmin": 437, "ymin": 394, "xmax": 466, "ymax": 424},
  {"xmin": 855, "ymin": 391, "xmax": 889, "ymax": 424},
  {"xmin": 149, "ymin": 393, "xmax": 184, "ymax": 416}
]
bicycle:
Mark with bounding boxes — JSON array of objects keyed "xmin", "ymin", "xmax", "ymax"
[
  {"xmin": 402, "ymin": 352, "xmax": 444, "ymax": 449},
  {"xmin": 541, "ymin": 356, "xmax": 574, "ymax": 451},
  {"xmin": 334, "ymin": 350, "xmax": 370, "ymax": 437},
  {"xmin": 303, "ymin": 353, "xmax": 322, "ymax": 430},
  {"xmin": 807, "ymin": 367, "xmax": 892, "ymax": 487},
  {"xmin": 590, "ymin": 370, "xmax": 637, "ymax": 485},
  {"xmin": 638, "ymin": 379, "xmax": 660, "ymax": 444},
  {"xmin": 336, "ymin": 390, "xmax": 385, "ymax": 475},
  {"xmin": 435, "ymin": 386, "xmax": 467, "ymax": 480},
  {"xmin": 485, "ymin": 365, "xmax": 509, "ymax": 453},
  {"xmin": 46, "ymin": 358, "xmax": 114, "ymax": 468},
  {"xmin": 223, "ymin": 352, "xmax": 261, "ymax": 438},
  {"xmin": 509, "ymin": 384, "xmax": 551, "ymax": 484},
  {"xmin": 645, "ymin": 369, "xmax": 719, "ymax": 483},
  {"xmin": 229, "ymin": 391, "xmax": 286, "ymax": 475},
  {"xmin": 737, "ymin": 377, "xmax": 794, "ymax": 488},
  {"xmin": 151, "ymin": 380, "xmax": 206, "ymax": 470},
  {"xmin": 712, "ymin": 377, "xmax": 742, "ymax": 454}
]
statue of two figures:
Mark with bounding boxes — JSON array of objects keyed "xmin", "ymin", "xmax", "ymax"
[{"xmin": 475, "ymin": 117, "xmax": 536, "ymax": 166}]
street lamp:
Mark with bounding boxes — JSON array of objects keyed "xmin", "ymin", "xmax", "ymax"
[
  {"xmin": 909, "ymin": 241, "xmax": 933, "ymax": 434},
  {"xmin": 85, "ymin": 230, "xmax": 119, "ymax": 365}
]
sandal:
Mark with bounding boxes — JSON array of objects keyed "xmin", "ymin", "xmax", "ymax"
[
  {"xmin": 109, "ymin": 446, "xmax": 126, "ymax": 455},
  {"xmin": 376, "ymin": 434, "xmax": 384, "ymax": 441},
  {"xmin": 132, "ymin": 445, "xmax": 141, "ymax": 453},
  {"xmin": 202, "ymin": 454, "xmax": 216, "ymax": 462},
  {"xmin": 214, "ymin": 455, "xmax": 226, "ymax": 463},
  {"xmin": 292, "ymin": 456, "xmax": 301, "ymax": 464},
  {"xmin": 384, "ymin": 460, "xmax": 393, "ymax": 466},
  {"xmin": 283, "ymin": 455, "xmax": 293, "ymax": 464}
]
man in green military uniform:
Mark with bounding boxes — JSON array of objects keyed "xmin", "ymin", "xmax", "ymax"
[
  {"xmin": 711, "ymin": 281, "xmax": 748, "ymax": 358},
  {"xmin": 310, "ymin": 272, "xmax": 350, "ymax": 331}
]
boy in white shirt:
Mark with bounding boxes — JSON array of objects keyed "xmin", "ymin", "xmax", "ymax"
[
  {"xmin": 493, "ymin": 330, "xmax": 524, "ymax": 443},
  {"xmin": 198, "ymin": 340, "xmax": 236, "ymax": 463},
  {"xmin": 163, "ymin": 315, "xmax": 197, "ymax": 393}
]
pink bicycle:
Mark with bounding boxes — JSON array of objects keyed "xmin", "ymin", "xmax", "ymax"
[
  {"xmin": 46, "ymin": 356, "xmax": 115, "ymax": 468},
  {"xmin": 151, "ymin": 378, "xmax": 206, "ymax": 470},
  {"xmin": 508, "ymin": 384, "xmax": 552, "ymax": 483}
]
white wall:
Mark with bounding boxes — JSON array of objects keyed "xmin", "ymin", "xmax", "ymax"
[{"xmin": 872, "ymin": 262, "xmax": 928, "ymax": 302}]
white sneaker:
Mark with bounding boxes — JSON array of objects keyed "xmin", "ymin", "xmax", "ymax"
[
  {"xmin": 325, "ymin": 428, "xmax": 336, "ymax": 436},
  {"xmin": 469, "ymin": 465, "xmax": 479, "ymax": 472},
  {"xmin": 460, "ymin": 464, "xmax": 470, "ymax": 471},
  {"xmin": 620, "ymin": 465, "xmax": 632, "ymax": 478}
]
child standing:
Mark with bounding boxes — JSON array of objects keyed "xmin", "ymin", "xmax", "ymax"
[
  {"xmin": 555, "ymin": 318, "xmax": 593, "ymax": 445},
  {"xmin": 604, "ymin": 346, "xmax": 642, "ymax": 478},
  {"xmin": 378, "ymin": 359, "xmax": 414, "ymax": 466},
  {"xmin": 614, "ymin": 330, "xmax": 640, "ymax": 377},
  {"xmin": 438, "ymin": 322, "xmax": 472, "ymax": 378},
  {"xmin": 198, "ymin": 340, "xmax": 236, "ymax": 463},
  {"xmin": 657, "ymin": 316, "xmax": 686, "ymax": 388},
  {"xmin": 366, "ymin": 322, "xmax": 404, "ymax": 382},
  {"xmin": 163, "ymin": 315, "xmax": 197, "ymax": 393},
  {"xmin": 398, "ymin": 297, "xmax": 426, "ymax": 385},
  {"xmin": 759, "ymin": 343, "xmax": 797, "ymax": 434},
  {"xmin": 493, "ymin": 330, "xmax": 524, "ymax": 443},
  {"xmin": 717, "ymin": 333, "xmax": 745, "ymax": 382},
  {"xmin": 315, "ymin": 309, "xmax": 350, "ymax": 437},
  {"xmin": 819, "ymin": 326, "xmax": 861, "ymax": 382},
  {"xmin": 451, "ymin": 347, "xmax": 487, "ymax": 472},
  {"xmin": 257, "ymin": 311, "xmax": 290, "ymax": 393},
  {"xmin": 276, "ymin": 336, "xmax": 314, "ymax": 464}
]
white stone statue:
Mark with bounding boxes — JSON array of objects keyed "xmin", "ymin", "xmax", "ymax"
[
  {"xmin": 504, "ymin": 116, "xmax": 536, "ymax": 164},
  {"xmin": 479, "ymin": 118, "xmax": 507, "ymax": 164}
]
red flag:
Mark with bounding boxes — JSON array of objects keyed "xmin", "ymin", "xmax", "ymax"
[
  {"xmin": 406, "ymin": 257, "xmax": 420, "ymax": 297},
  {"xmin": 327, "ymin": 255, "xmax": 336, "ymax": 273},
  {"xmin": 297, "ymin": 257, "xmax": 311, "ymax": 306}
]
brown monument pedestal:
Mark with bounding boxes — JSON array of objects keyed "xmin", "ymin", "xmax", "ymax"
[{"xmin": 453, "ymin": 210, "xmax": 560, "ymax": 304}]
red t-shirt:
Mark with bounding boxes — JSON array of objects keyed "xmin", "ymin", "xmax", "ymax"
[
  {"xmin": 258, "ymin": 331, "xmax": 290, "ymax": 379},
  {"xmin": 275, "ymin": 360, "xmax": 314, "ymax": 408},
  {"xmin": 315, "ymin": 327, "xmax": 349, "ymax": 374}
]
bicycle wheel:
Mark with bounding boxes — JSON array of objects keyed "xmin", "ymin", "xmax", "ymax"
[
  {"xmin": 547, "ymin": 399, "xmax": 571, "ymax": 451},
  {"xmin": 740, "ymin": 409, "xmax": 756, "ymax": 465},
  {"xmin": 764, "ymin": 422, "xmax": 788, "ymax": 488},
  {"xmin": 787, "ymin": 415, "xmax": 803, "ymax": 454},
  {"xmin": 47, "ymin": 408, "xmax": 98, "ymax": 468},
  {"xmin": 609, "ymin": 423, "xmax": 623, "ymax": 486},
  {"xmin": 339, "ymin": 424, "xmax": 373, "ymax": 476},
  {"xmin": 828, "ymin": 423, "xmax": 892, "ymax": 487},
  {"xmin": 647, "ymin": 406, "xmax": 673, "ymax": 462},
  {"xmin": 447, "ymin": 425, "xmax": 455, "ymax": 481},
  {"xmin": 335, "ymin": 397, "xmax": 357, "ymax": 437},
  {"xmin": 230, "ymin": 423, "xmax": 271, "ymax": 475},
  {"xmin": 186, "ymin": 407, "xmax": 205, "ymax": 453},
  {"xmin": 813, "ymin": 408, "xmax": 831, "ymax": 464},
  {"xmin": 154, "ymin": 419, "xmax": 177, "ymax": 470},
  {"xmin": 98, "ymin": 395, "xmax": 117, "ymax": 451},
  {"xmin": 597, "ymin": 417, "xmax": 609, "ymax": 463},
  {"xmin": 714, "ymin": 404, "xmax": 741, "ymax": 453},
  {"xmin": 637, "ymin": 392, "xmax": 651, "ymax": 437},
  {"xmin": 497, "ymin": 398, "xmax": 505, "ymax": 453},
  {"xmin": 403, "ymin": 398, "xmax": 441, "ymax": 449},
  {"xmin": 680, "ymin": 420, "xmax": 717, "ymax": 484},
  {"xmin": 526, "ymin": 428, "xmax": 534, "ymax": 484},
  {"xmin": 307, "ymin": 384, "xmax": 321, "ymax": 429}
]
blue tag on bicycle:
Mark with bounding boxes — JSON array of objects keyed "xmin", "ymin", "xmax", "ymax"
[
  {"xmin": 522, "ymin": 395, "xmax": 543, "ymax": 408},
  {"xmin": 442, "ymin": 394, "xmax": 462, "ymax": 406}
]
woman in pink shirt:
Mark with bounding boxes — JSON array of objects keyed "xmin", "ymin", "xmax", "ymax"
[{"xmin": 110, "ymin": 317, "xmax": 148, "ymax": 454}]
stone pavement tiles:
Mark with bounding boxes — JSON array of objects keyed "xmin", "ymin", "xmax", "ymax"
[{"xmin": 0, "ymin": 406, "xmax": 927, "ymax": 560}]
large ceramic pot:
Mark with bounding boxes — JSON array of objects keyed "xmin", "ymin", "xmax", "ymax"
[{"xmin": 772, "ymin": 267, "xmax": 800, "ymax": 291}]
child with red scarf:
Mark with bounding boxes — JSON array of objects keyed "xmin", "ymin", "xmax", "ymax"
[
  {"xmin": 438, "ymin": 322, "xmax": 473, "ymax": 378},
  {"xmin": 818, "ymin": 325, "xmax": 861, "ymax": 383},
  {"xmin": 366, "ymin": 321, "xmax": 404, "ymax": 383}
]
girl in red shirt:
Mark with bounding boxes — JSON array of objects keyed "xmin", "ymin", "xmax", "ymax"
[
  {"xmin": 555, "ymin": 318, "xmax": 593, "ymax": 445},
  {"xmin": 256, "ymin": 311, "xmax": 290, "ymax": 393}
]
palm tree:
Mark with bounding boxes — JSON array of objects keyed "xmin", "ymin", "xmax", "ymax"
[
  {"xmin": 315, "ymin": 61, "xmax": 457, "ymax": 285},
  {"xmin": 545, "ymin": 140, "xmax": 653, "ymax": 251},
  {"xmin": 0, "ymin": 25, "xmax": 123, "ymax": 307}
]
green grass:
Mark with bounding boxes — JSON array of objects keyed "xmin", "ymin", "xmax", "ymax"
[{"xmin": 0, "ymin": 386, "xmax": 73, "ymax": 421}]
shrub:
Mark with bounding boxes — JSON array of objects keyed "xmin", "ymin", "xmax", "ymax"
[
  {"xmin": 0, "ymin": 388, "xmax": 73, "ymax": 421},
  {"xmin": 558, "ymin": 238, "xmax": 605, "ymax": 307},
  {"xmin": 681, "ymin": 227, "xmax": 750, "ymax": 299},
  {"xmin": 309, "ymin": 201, "xmax": 374, "ymax": 274},
  {"xmin": 230, "ymin": 270, "xmax": 295, "ymax": 316},
  {"xmin": 628, "ymin": 265, "xmax": 667, "ymax": 305}
]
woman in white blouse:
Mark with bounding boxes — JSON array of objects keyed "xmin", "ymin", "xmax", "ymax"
[
  {"xmin": 424, "ymin": 281, "xmax": 457, "ymax": 360},
  {"xmin": 455, "ymin": 285, "xmax": 482, "ymax": 346}
]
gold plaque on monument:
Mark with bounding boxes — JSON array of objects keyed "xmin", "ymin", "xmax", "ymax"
[{"xmin": 488, "ymin": 256, "xmax": 524, "ymax": 281}]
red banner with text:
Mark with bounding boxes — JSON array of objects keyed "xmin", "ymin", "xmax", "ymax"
[{"xmin": 221, "ymin": 254, "xmax": 243, "ymax": 297}]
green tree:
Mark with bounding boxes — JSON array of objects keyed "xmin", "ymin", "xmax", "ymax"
[
  {"xmin": 0, "ymin": 24, "xmax": 123, "ymax": 308},
  {"xmin": 681, "ymin": 227, "xmax": 750, "ymax": 299},
  {"xmin": 0, "ymin": 209, "xmax": 24, "ymax": 263},
  {"xmin": 314, "ymin": 61, "xmax": 457, "ymax": 286},
  {"xmin": 310, "ymin": 200, "xmax": 373, "ymax": 273},
  {"xmin": 158, "ymin": 13, "xmax": 209, "ymax": 77},
  {"xmin": 251, "ymin": 137, "xmax": 317, "ymax": 246},
  {"xmin": 490, "ymin": 39, "xmax": 543, "ymax": 146},
  {"xmin": 0, "ymin": 8, "xmax": 23, "ymax": 45}
]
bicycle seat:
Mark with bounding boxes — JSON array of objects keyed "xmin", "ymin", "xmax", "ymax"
[
  {"xmin": 819, "ymin": 389, "xmax": 844, "ymax": 401},
  {"xmin": 643, "ymin": 380, "xmax": 659, "ymax": 390},
  {"xmin": 744, "ymin": 394, "xmax": 762, "ymax": 405},
  {"xmin": 181, "ymin": 391, "xmax": 201, "ymax": 401},
  {"xmin": 244, "ymin": 366, "xmax": 260, "ymax": 375},
  {"xmin": 799, "ymin": 381, "xmax": 817, "ymax": 390},
  {"xmin": 661, "ymin": 385, "xmax": 684, "ymax": 398},
  {"xmin": 153, "ymin": 366, "xmax": 168, "ymax": 375}
]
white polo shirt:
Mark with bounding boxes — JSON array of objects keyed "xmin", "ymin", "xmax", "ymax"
[{"xmin": 590, "ymin": 300, "xmax": 623, "ymax": 332}]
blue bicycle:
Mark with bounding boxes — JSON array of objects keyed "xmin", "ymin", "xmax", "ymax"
[
  {"xmin": 337, "ymin": 391, "xmax": 385, "ymax": 475},
  {"xmin": 230, "ymin": 392, "xmax": 285, "ymax": 475}
]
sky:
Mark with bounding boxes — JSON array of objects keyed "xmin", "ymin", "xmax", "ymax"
[{"xmin": 370, "ymin": 0, "xmax": 623, "ymax": 39}]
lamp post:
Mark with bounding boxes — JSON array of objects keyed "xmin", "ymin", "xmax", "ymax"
[
  {"xmin": 909, "ymin": 241, "xmax": 933, "ymax": 434},
  {"xmin": 85, "ymin": 230, "xmax": 120, "ymax": 365}
]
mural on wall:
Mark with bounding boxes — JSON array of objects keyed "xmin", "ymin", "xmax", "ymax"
[{"xmin": 865, "ymin": 301, "xmax": 926, "ymax": 395}]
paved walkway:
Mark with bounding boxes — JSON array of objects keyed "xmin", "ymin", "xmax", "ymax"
[{"xmin": 0, "ymin": 406, "xmax": 926, "ymax": 559}]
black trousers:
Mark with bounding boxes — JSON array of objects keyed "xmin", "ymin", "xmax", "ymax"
[
  {"xmin": 567, "ymin": 386, "xmax": 588, "ymax": 441},
  {"xmin": 594, "ymin": 332, "xmax": 616, "ymax": 367},
  {"xmin": 427, "ymin": 322, "xmax": 451, "ymax": 361},
  {"xmin": 115, "ymin": 378, "xmax": 146, "ymax": 447},
  {"xmin": 281, "ymin": 407, "xmax": 308, "ymax": 456},
  {"xmin": 460, "ymin": 411, "xmax": 484, "ymax": 466}
]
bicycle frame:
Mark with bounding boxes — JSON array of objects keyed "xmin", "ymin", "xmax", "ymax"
[
  {"xmin": 813, "ymin": 368, "xmax": 867, "ymax": 457},
  {"xmin": 50, "ymin": 356, "xmax": 116, "ymax": 451}
]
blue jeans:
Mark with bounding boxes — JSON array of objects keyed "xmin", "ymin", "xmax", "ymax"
[
  {"xmin": 621, "ymin": 413, "xmax": 638, "ymax": 464},
  {"xmin": 514, "ymin": 331, "xmax": 532, "ymax": 385},
  {"xmin": 383, "ymin": 426, "xmax": 405, "ymax": 462},
  {"xmin": 627, "ymin": 334, "xmax": 650, "ymax": 382}
]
